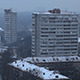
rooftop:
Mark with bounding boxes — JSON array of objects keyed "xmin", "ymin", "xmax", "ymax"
[
  {"xmin": 10, "ymin": 59, "xmax": 69, "ymax": 80},
  {"xmin": 33, "ymin": 9, "xmax": 77, "ymax": 15},
  {"xmin": 10, "ymin": 56, "xmax": 80, "ymax": 80},
  {"xmin": 33, "ymin": 11, "xmax": 77, "ymax": 15},
  {"xmin": 23, "ymin": 56, "xmax": 80, "ymax": 64}
]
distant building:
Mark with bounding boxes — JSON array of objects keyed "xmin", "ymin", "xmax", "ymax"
[
  {"xmin": 32, "ymin": 9, "xmax": 79, "ymax": 57},
  {"xmin": 0, "ymin": 27, "xmax": 4, "ymax": 46},
  {"xmin": 4, "ymin": 9, "xmax": 17, "ymax": 44}
]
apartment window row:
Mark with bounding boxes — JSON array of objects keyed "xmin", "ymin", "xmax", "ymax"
[
  {"xmin": 41, "ymin": 24, "xmax": 78, "ymax": 26},
  {"xmin": 49, "ymin": 17, "xmax": 77, "ymax": 20},
  {"xmin": 40, "ymin": 38, "xmax": 77, "ymax": 41},
  {"xmin": 64, "ymin": 42, "xmax": 77, "ymax": 44},
  {"xmin": 41, "ymin": 53, "xmax": 48, "ymax": 55},
  {"xmin": 42, "ymin": 49, "xmax": 47, "ymax": 51},
  {"xmin": 55, "ymin": 45, "xmax": 77, "ymax": 47},
  {"xmin": 41, "ymin": 28, "xmax": 48, "ymax": 30},
  {"xmin": 40, "ymin": 42, "xmax": 55, "ymax": 44},
  {"xmin": 41, "ymin": 42, "xmax": 48, "ymax": 44},
  {"xmin": 41, "ymin": 35, "xmax": 48, "ymax": 37},
  {"xmin": 49, "ymin": 20, "xmax": 78, "ymax": 23},
  {"xmin": 41, "ymin": 31, "xmax": 77, "ymax": 34},
  {"xmin": 41, "ymin": 34, "xmax": 78, "ymax": 37},
  {"xmin": 40, "ymin": 46, "xmax": 55, "ymax": 47},
  {"xmin": 56, "ymin": 35, "xmax": 78, "ymax": 37},
  {"xmin": 40, "ymin": 44, "xmax": 77, "ymax": 48},
  {"xmin": 41, "ymin": 28, "xmax": 56, "ymax": 30},
  {"xmin": 64, "ymin": 28, "xmax": 78, "ymax": 30},
  {"xmin": 56, "ymin": 48, "xmax": 77, "ymax": 50},
  {"xmin": 41, "ymin": 28, "xmax": 78, "ymax": 30},
  {"xmin": 41, "ymin": 31, "xmax": 56, "ymax": 33},
  {"xmin": 56, "ymin": 52, "xmax": 70, "ymax": 54},
  {"xmin": 49, "ymin": 20, "xmax": 78, "ymax": 22}
]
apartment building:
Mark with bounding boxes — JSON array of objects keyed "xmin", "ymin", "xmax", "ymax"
[
  {"xmin": 32, "ymin": 9, "xmax": 79, "ymax": 57},
  {"xmin": 4, "ymin": 9, "xmax": 17, "ymax": 44}
]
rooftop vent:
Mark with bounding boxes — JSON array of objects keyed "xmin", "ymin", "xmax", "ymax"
[
  {"xmin": 72, "ymin": 58, "xmax": 75, "ymax": 60},
  {"xmin": 17, "ymin": 65, "xmax": 19, "ymax": 67},
  {"xmin": 55, "ymin": 75, "xmax": 59, "ymax": 78},
  {"xmin": 43, "ymin": 73, "xmax": 45, "ymax": 75},
  {"xmin": 15, "ymin": 61, "xmax": 17, "ymax": 63},
  {"xmin": 66, "ymin": 58, "xmax": 69, "ymax": 61},
  {"xmin": 22, "ymin": 64, "xmax": 24, "ymax": 67},
  {"xmin": 33, "ymin": 69, "xmax": 35, "ymax": 71},
  {"xmin": 53, "ymin": 58, "xmax": 55, "ymax": 61},
  {"xmin": 21, "ymin": 59, "xmax": 23, "ymax": 61},
  {"xmin": 56, "ymin": 58, "xmax": 59, "ymax": 61},
  {"xmin": 26, "ymin": 68, "xmax": 28, "ymax": 70},
  {"xmin": 43, "ymin": 59, "xmax": 45, "ymax": 61},
  {"xmin": 76, "ymin": 57, "xmax": 78, "ymax": 60}
]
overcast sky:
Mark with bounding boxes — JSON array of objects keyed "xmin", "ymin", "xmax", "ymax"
[{"xmin": 0, "ymin": 0, "xmax": 80, "ymax": 12}]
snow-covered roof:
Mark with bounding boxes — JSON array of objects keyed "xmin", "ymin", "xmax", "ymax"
[
  {"xmin": 10, "ymin": 60, "xmax": 69, "ymax": 80},
  {"xmin": 0, "ymin": 28, "xmax": 4, "ymax": 31},
  {"xmin": 33, "ymin": 11, "xmax": 77, "ymax": 15},
  {"xmin": 23, "ymin": 56, "xmax": 80, "ymax": 64},
  {"xmin": 10, "ymin": 56, "xmax": 80, "ymax": 79},
  {"xmin": 33, "ymin": 11, "xmax": 52, "ymax": 14}
]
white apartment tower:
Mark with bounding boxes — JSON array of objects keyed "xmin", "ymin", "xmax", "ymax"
[
  {"xmin": 4, "ymin": 9, "xmax": 17, "ymax": 44},
  {"xmin": 32, "ymin": 9, "xmax": 79, "ymax": 57}
]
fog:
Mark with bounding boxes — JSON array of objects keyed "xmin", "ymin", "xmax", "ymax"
[{"xmin": 0, "ymin": 0, "xmax": 80, "ymax": 12}]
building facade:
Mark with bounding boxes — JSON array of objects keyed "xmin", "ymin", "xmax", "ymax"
[
  {"xmin": 32, "ymin": 9, "xmax": 79, "ymax": 57},
  {"xmin": 4, "ymin": 9, "xmax": 17, "ymax": 44}
]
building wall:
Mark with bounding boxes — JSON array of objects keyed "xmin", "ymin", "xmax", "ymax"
[
  {"xmin": 32, "ymin": 13, "xmax": 79, "ymax": 57},
  {"xmin": 7, "ymin": 66, "xmax": 43, "ymax": 80}
]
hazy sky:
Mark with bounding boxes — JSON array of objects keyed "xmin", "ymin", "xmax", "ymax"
[{"xmin": 0, "ymin": 0, "xmax": 80, "ymax": 12}]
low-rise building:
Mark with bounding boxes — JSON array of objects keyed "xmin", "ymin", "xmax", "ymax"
[
  {"xmin": 8, "ymin": 56, "xmax": 80, "ymax": 80},
  {"xmin": 8, "ymin": 59, "xmax": 69, "ymax": 80}
]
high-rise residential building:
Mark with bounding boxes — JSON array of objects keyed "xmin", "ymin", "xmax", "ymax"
[
  {"xmin": 32, "ymin": 9, "xmax": 79, "ymax": 57},
  {"xmin": 4, "ymin": 9, "xmax": 17, "ymax": 44}
]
